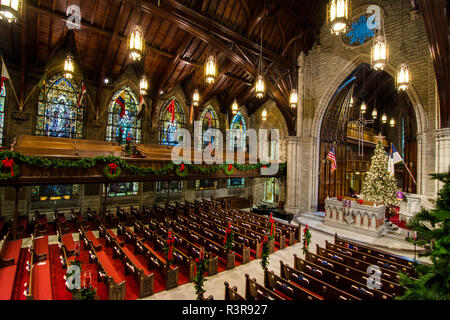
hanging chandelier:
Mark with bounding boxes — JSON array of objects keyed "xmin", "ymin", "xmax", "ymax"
[
  {"xmin": 371, "ymin": 108, "xmax": 378, "ymax": 119},
  {"xmin": 289, "ymin": 89, "xmax": 298, "ymax": 109},
  {"xmin": 390, "ymin": 118, "xmax": 396, "ymax": 127},
  {"xmin": 255, "ymin": 75, "xmax": 265, "ymax": 99},
  {"xmin": 139, "ymin": 75, "xmax": 148, "ymax": 95},
  {"xmin": 328, "ymin": 0, "xmax": 349, "ymax": 35},
  {"xmin": 261, "ymin": 109, "xmax": 267, "ymax": 121},
  {"xmin": 381, "ymin": 113, "xmax": 387, "ymax": 124},
  {"xmin": 205, "ymin": 53, "xmax": 216, "ymax": 84},
  {"xmin": 63, "ymin": 55, "xmax": 74, "ymax": 79},
  {"xmin": 193, "ymin": 89, "xmax": 199, "ymax": 107},
  {"xmin": 0, "ymin": 0, "xmax": 20, "ymax": 23},
  {"xmin": 397, "ymin": 1, "xmax": 410, "ymax": 91},
  {"xmin": 360, "ymin": 101, "xmax": 367, "ymax": 114},
  {"xmin": 128, "ymin": 25, "xmax": 145, "ymax": 61},
  {"xmin": 231, "ymin": 99, "xmax": 238, "ymax": 115},
  {"xmin": 371, "ymin": 34, "xmax": 388, "ymax": 70}
]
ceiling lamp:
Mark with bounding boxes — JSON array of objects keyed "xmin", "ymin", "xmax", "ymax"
[
  {"xmin": 205, "ymin": 53, "xmax": 216, "ymax": 84},
  {"xmin": 397, "ymin": 1, "xmax": 410, "ymax": 91},
  {"xmin": 128, "ymin": 25, "xmax": 145, "ymax": 61},
  {"xmin": 390, "ymin": 118, "xmax": 396, "ymax": 127},
  {"xmin": 360, "ymin": 101, "xmax": 367, "ymax": 114},
  {"xmin": 328, "ymin": 0, "xmax": 349, "ymax": 35},
  {"xmin": 381, "ymin": 113, "xmax": 387, "ymax": 124},
  {"xmin": 371, "ymin": 34, "xmax": 388, "ymax": 70},
  {"xmin": 193, "ymin": 89, "xmax": 199, "ymax": 107},
  {"xmin": 261, "ymin": 109, "xmax": 267, "ymax": 121},
  {"xmin": 289, "ymin": 89, "xmax": 298, "ymax": 109},
  {"xmin": 63, "ymin": 55, "xmax": 74, "ymax": 79},
  {"xmin": 372, "ymin": 108, "xmax": 378, "ymax": 119},
  {"xmin": 0, "ymin": 0, "xmax": 20, "ymax": 23},
  {"xmin": 231, "ymin": 99, "xmax": 238, "ymax": 115},
  {"xmin": 139, "ymin": 75, "xmax": 148, "ymax": 95},
  {"xmin": 255, "ymin": 74, "xmax": 265, "ymax": 99}
]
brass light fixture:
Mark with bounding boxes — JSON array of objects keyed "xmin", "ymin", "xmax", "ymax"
[
  {"xmin": 231, "ymin": 99, "xmax": 238, "ymax": 115},
  {"xmin": 371, "ymin": 17, "xmax": 388, "ymax": 71},
  {"xmin": 328, "ymin": 0, "xmax": 349, "ymax": 35},
  {"xmin": 0, "ymin": 0, "xmax": 20, "ymax": 23},
  {"xmin": 205, "ymin": 53, "xmax": 216, "ymax": 84},
  {"xmin": 139, "ymin": 75, "xmax": 148, "ymax": 95},
  {"xmin": 193, "ymin": 89, "xmax": 199, "ymax": 107},
  {"xmin": 372, "ymin": 108, "xmax": 378, "ymax": 119},
  {"xmin": 255, "ymin": 21, "xmax": 265, "ymax": 99},
  {"xmin": 390, "ymin": 118, "xmax": 396, "ymax": 127},
  {"xmin": 381, "ymin": 113, "xmax": 387, "ymax": 124},
  {"xmin": 396, "ymin": 0, "xmax": 410, "ymax": 91},
  {"xmin": 128, "ymin": 25, "xmax": 145, "ymax": 61},
  {"xmin": 289, "ymin": 89, "xmax": 298, "ymax": 109},
  {"xmin": 63, "ymin": 54, "xmax": 74, "ymax": 79},
  {"xmin": 261, "ymin": 109, "xmax": 267, "ymax": 121},
  {"xmin": 360, "ymin": 101, "xmax": 367, "ymax": 114}
]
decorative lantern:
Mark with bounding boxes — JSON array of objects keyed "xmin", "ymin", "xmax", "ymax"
[
  {"xmin": 360, "ymin": 101, "xmax": 367, "ymax": 114},
  {"xmin": 0, "ymin": 0, "xmax": 20, "ymax": 23},
  {"xmin": 371, "ymin": 108, "xmax": 378, "ymax": 119},
  {"xmin": 128, "ymin": 25, "xmax": 145, "ymax": 61},
  {"xmin": 328, "ymin": 0, "xmax": 349, "ymax": 35},
  {"xmin": 289, "ymin": 89, "xmax": 298, "ymax": 109},
  {"xmin": 255, "ymin": 74, "xmax": 265, "ymax": 99},
  {"xmin": 350, "ymin": 96, "xmax": 354, "ymax": 107},
  {"xmin": 381, "ymin": 113, "xmax": 387, "ymax": 124},
  {"xmin": 261, "ymin": 109, "xmax": 267, "ymax": 121},
  {"xmin": 193, "ymin": 89, "xmax": 199, "ymax": 107},
  {"xmin": 63, "ymin": 55, "xmax": 74, "ymax": 79},
  {"xmin": 371, "ymin": 35, "xmax": 388, "ymax": 70},
  {"xmin": 390, "ymin": 118, "xmax": 396, "ymax": 127},
  {"xmin": 231, "ymin": 99, "xmax": 238, "ymax": 115},
  {"xmin": 396, "ymin": 63, "xmax": 410, "ymax": 91},
  {"xmin": 205, "ymin": 54, "xmax": 216, "ymax": 84},
  {"xmin": 139, "ymin": 75, "xmax": 148, "ymax": 95}
]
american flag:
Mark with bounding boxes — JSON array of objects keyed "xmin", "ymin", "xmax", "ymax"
[{"xmin": 326, "ymin": 146, "xmax": 337, "ymax": 172}]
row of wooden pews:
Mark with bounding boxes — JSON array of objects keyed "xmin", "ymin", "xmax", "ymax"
[{"xmin": 0, "ymin": 230, "xmax": 22, "ymax": 299}]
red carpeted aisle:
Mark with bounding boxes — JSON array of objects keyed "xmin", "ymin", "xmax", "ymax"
[{"xmin": 11, "ymin": 248, "xmax": 30, "ymax": 300}]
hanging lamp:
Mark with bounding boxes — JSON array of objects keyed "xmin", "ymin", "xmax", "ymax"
[
  {"xmin": 128, "ymin": 25, "xmax": 145, "ymax": 61},
  {"xmin": 63, "ymin": 54, "xmax": 74, "ymax": 79},
  {"xmin": 139, "ymin": 75, "xmax": 148, "ymax": 95},
  {"xmin": 0, "ymin": 0, "xmax": 20, "ymax": 23},
  {"xmin": 255, "ymin": 21, "xmax": 265, "ymax": 99},
  {"xmin": 205, "ymin": 53, "xmax": 216, "ymax": 84},
  {"xmin": 231, "ymin": 99, "xmax": 238, "ymax": 115},
  {"xmin": 328, "ymin": 0, "xmax": 350, "ymax": 35},
  {"xmin": 396, "ymin": 0, "xmax": 410, "ymax": 91},
  {"xmin": 193, "ymin": 90, "xmax": 199, "ymax": 107}
]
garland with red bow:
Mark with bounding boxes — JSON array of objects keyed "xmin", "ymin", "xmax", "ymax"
[
  {"xmin": 302, "ymin": 224, "xmax": 312, "ymax": 255},
  {"xmin": 175, "ymin": 163, "xmax": 188, "ymax": 177},
  {"xmin": 259, "ymin": 235, "xmax": 270, "ymax": 270},
  {"xmin": 162, "ymin": 231, "xmax": 175, "ymax": 266},
  {"xmin": 269, "ymin": 214, "xmax": 275, "ymax": 241},
  {"xmin": 223, "ymin": 222, "xmax": 234, "ymax": 251},
  {"xmin": 193, "ymin": 249, "xmax": 209, "ymax": 300},
  {"xmin": 223, "ymin": 163, "xmax": 235, "ymax": 176},
  {"xmin": 0, "ymin": 157, "xmax": 20, "ymax": 180},
  {"xmin": 103, "ymin": 163, "xmax": 121, "ymax": 179}
]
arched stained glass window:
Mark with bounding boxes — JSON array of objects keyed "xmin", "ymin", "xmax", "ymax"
[
  {"xmin": 159, "ymin": 98, "xmax": 185, "ymax": 146},
  {"xmin": 36, "ymin": 75, "xmax": 83, "ymax": 138},
  {"xmin": 106, "ymin": 87, "xmax": 141, "ymax": 144},
  {"xmin": 31, "ymin": 185, "xmax": 80, "ymax": 201},
  {"xmin": 0, "ymin": 85, "xmax": 6, "ymax": 145},
  {"xmin": 229, "ymin": 111, "xmax": 246, "ymax": 151},
  {"xmin": 198, "ymin": 105, "xmax": 219, "ymax": 149}
]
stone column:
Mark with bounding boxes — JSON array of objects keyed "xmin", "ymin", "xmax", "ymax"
[
  {"xmin": 435, "ymin": 128, "xmax": 450, "ymax": 192},
  {"xmin": 285, "ymin": 136, "xmax": 302, "ymax": 215}
]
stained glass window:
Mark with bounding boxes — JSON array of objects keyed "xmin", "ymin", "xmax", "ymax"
[
  {"xmin": 228, "ymin": 178, "xmax": 245, "ymax": 188},
  {"xmin": 229, "ymin": 112, "xmax": 246, "ymax": 151},
  {"xmin": 263, "ymin": 178, "xmax": 278, "ymax": 203},
  {"xmin": 106, "ymin": 87, "xmax": 141, "ymax": 144},
  {"xmin": 156, "ymin": 181, "xmax": 183, "ymax": 193},
  {"xmin": 107, "ymin": 182, "xmax": 139, "ymax": 197},
  {"xmin": 0, "ymin": 85, "xmax": 6, "ymax": 145},
  {"xmin": 342, "ymin": 15, "xmax": 375, "ymax": 46},
  {"xmin": 31, "ymin": 185, "xmax": 80, "ymax": 201},
  {"xmin": 198, "ymin": 106, "xmax": 219, "ymax": 150},
  {"xmin": 196, "ymin": 179, "xmax": 216, "ymax": 190},
  {"xmin": 36, "ymin": 75, "xmax": 83, "ymax": 138},
  {"xmin": 159, "ymin": 98, "xmax": 185, "ymax": 146}
]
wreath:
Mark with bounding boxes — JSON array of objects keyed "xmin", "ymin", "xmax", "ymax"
[
  {"xmin": 224, "ymin": 163, "xmax": 235, "ymax": 176},
  {"xmin": 175, "ymin": 163, "xmax": 188, "ymax": 178},
  {"xmin": 103, "ymin": 163, "xmax": 121, "ymax": 180},
  {"xmin": 0, "ymin": 157, "xmax": 20, "ymax": 180}
]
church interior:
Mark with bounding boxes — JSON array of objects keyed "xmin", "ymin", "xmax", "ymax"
[{"xmin": 0, "ymin": 0, "xmax": 449, "ymax": 302}]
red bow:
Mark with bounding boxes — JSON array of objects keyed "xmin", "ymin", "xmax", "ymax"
[
  {"xmin": 228, "ymin": 164, "xmax": 233, "ymax": 171},
  {"xmin": 179, "ymin": 164, "xmax": 185, "ymax": 172},
  {"xmin": 167, "ymin": 231, "xmax": 174, "ymax": 262},
  {"xmin": 262, "ymin": 164, "xmax": 267, "ymax": 169},
  {"xmin": 2, "ymin": 158, "xmax": 14, "ymax": 176},
  {"xmin": 269, "ymin": 214, "xmax": 274, "ymax": 237},
  {"xmin": 194, "ymin": 249, "xmax": 205, "ymax": 276},
  {"xmin": 126, "ymin": 137, "xmax": 131, "ymax": 142},
  {"xmin": 223, "ymin": 222, "xmax": 231, "ymax": 244},
  {"xmin": 108, "ymin": 163, "xmax": 117, "ymax": 174},
  {"xmin": 303, "ymin": 224, "xmax": 309, "ymax": 234}
]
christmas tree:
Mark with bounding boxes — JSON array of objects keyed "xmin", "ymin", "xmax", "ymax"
[
  {"xmin": 397, "ymin": 172, "xmax": 450, "ymax": 300},
  {"xmin": 361, "ymin": 142, "xmax": 400, "ymax": 207}
]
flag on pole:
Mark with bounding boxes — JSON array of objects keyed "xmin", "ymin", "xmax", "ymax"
[
  {"xmin": 326, "ymin": 146, "xmax": 337, "ymax": 172},
  {"xmin": 1, "ymin": 57, "xmax": 10, "ymax": 93},
  {"xmin": 166, "ymin": 98, "xmax": 175, "ymax": 123},
  {"xmin": 138, "ymin": 95, "xmax": 145, "ymax": 114},
  {"xmin": 115, "ymin": 91, "xmax": 126, "ymax": 118},
  {"xmin": 388, "ymin": 144, "xmax": 403, "ymax": 176},
  {"xmin": 77, "ymin": 82, "xmax": 86, "ymax": 108}
]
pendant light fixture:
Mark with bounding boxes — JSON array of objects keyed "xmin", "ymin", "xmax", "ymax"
[
  {"xmin": 193, "ymin": 89, "xmax": 199, "ymax": 107},
  {"xmin": 63, "ymin": 54, "xmax": 74, "ymax": 79},
  {"xmin": 397, "ymin": 0, "xmax": 410, "ymax": 91},
  {"xmin": 255, "ymin": 20, "xmax": 265, "ymax": 99},
  {"xmin": 381, "ymin": 113, "xmax": 387, "ymax": 124},
  {"xmin": 139, "ymin": 75, "xmax": 148, "ymax": 95},
  {"xmin": 371, "ymin": 12, "xmax": 388, "ymax": 71},
  {"xmin": 0, "ymin": 0, "xmax": 20, "ymax": 23},
  {"xmin": 205, "ymin": 53, "xmax": 216, "ymax": 84},
  {"xmin": 231, "ymin": 99, "xmax": 238, "ymax": 115},
  {"xmin": 128, "ymin": 25, "xmax": 145, "ymax": 61},
  {"xmin": 261, "ymin": 109, "xmax": 267, "ymax": 121},
  {"xmin": 360, "ymin": 101, "xmax": 367, "ymax": 114},
  {"xmin": 290, "ymin": 40, "xmax": 298, "ymax": 109},
  {"xmin": 372, "ymin": 108, "xmax": 378, "ymax": 119},
  {"xmin": 390, "ymin": 118, "xmax": 396, "ymax": 127},
  {"xmin": 327, "ymin": 0, "xmax": 350, "ymax": 35}
]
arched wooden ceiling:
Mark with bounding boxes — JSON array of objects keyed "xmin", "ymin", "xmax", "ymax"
[{"xmin": 0, "ymin": 0, "xmax": 327, "ymax": 134}]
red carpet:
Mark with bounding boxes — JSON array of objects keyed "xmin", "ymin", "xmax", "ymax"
[
  {"xmin": 390, "ymin": 216, "xmax": 411, "ymax": 230},
  {"xmin": 11, "ymin": 248, "xmax": 30, "ymax": 300}
]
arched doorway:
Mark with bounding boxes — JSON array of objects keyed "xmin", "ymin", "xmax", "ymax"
[{"xmin": 317, "ymin": 63, "xmax": 417, "ymax": 210}]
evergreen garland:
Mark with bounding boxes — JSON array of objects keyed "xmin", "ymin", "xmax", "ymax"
[
  {"xmin": 223, "ymin": 230, "xmax": 234, "ymax": 251},
  {"xmin": 103, "ymin": 164, "xmax": 121, "ymax": 179},
  {"xmin": 397, "ymin": 172, "xmax": 450, "ymax": 300},
  {"xmin": 193, "ymin": 255, "xmax": 209, "ymax": 300},
  {"xmin": 302, "ymin": 224, "xmax": 311, "ymax": 255},
  {"xmin": 260, "ymin": 238, "xmax": 270, "ymax": 270}
]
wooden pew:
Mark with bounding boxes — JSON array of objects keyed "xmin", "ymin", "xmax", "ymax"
[
  {"xmin": 335, "ymin": 233, "xmax": 419, "ymax": 269},
  {"xmin": 224, "ymin": 282, "xmax": 246, "ymax": 300},
  {"xmin": 327, "ymin": 240, "xmax": 416, "ymax": 278},
  {"xmin": 34, "ymin": 235, "xmax": 49, "ymax": 262},
  {"xmin": 81, "ymin": 230, "xmax": 102, "ymax": 251},
  {"xmin": 279, "ymin": 261, "xmax": 360, "ymax": 300},
  {"xmin": 294, "ymin": 254, "xmax": 392, "ymax": 300},
  {"xmin": 320, "ymin": 242, "xmax": 404, "ymax": 294},
  {"xmin": 110, "ymin": 239, "xmax": 154, "ymax": 298},
  {"xmin": 244, "ymin": 274, "xmax": 285, "ymax": 300},
  {"xmin": 0, "ymin": 231, "xmax": 22, "ymax": 267},
  {"xmin": 264, "ymin": 268, "xmax": 323, "ymax": 300},
  {"xmin": 26, "ymin": 260, "xmax": 53, "ymax": 300},
  {"xmin": 99, "ymin": 224, "xmax": 125, "ymax": 247}
]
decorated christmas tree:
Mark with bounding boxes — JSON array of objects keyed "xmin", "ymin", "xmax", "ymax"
[
  {"xmin": 398, "ymin": 172, "xmax": 450, "ymax": 300},
  {"xmin": 361, "ymin": 142, "xmax": 400, "ymax": 207}
]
